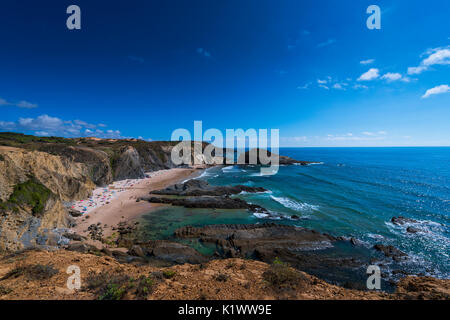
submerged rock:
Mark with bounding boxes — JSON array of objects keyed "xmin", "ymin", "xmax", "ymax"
[
  {"xmin": 406, "ymin": 227, "xmax": 421, "ymax": 234},
  {"xmin": 373, "ymin": 244, "xmax": 408, "ymax": 261},
  {"xmin": 391, "ymin": 216, "xmax": 418, "ymax": 226}
]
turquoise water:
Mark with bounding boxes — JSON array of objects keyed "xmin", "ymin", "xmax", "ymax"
[{"xmin": 139, "ymin": 147, "xmax": 450, "ymax": 279}]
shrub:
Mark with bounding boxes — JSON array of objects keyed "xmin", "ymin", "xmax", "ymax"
[
  {"xmin": 0, "ymin": 285, "xmax": 12, "ymax": 295},
  {"xmin": 84, "ymin": 271, "xmax": 156, "ymax": 300},
  {"xmin": 1, "ymin": 264, "xmax": 58, "ymax": 281},
  {"xmin": 262, "ymin": 258, "xmax": 309, "ymax": 293},
  {"xmin": 215, "ymin": 273, "xmax": 230, "ymax": 282},
  {"xmin": 7, "ymin": 178, "xmax": 52, "ymax": 216},
  {"xmin": 162, "ymin": 270, "xmax": 176, "ymax": 279},
  {"xmin": 135, "ymin": 276, "xmax": 155, "ymax": 299}
]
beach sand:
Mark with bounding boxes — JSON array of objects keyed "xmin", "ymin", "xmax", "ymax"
[{"xmin": 72, "ymin": 168, "xmax": 199, "ymax": 238}]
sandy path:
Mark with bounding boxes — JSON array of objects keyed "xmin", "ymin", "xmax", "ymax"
[{"xmin": 72, "ymin": 168, "xmax": 199, "ymax": 238}]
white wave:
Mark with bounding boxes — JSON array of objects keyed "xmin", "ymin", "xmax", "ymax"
[
  {"xmin": 270, "ymin": 196, "xmax": 319, "ymax": 212},
  {"xmin": 294, "ymin": 162, "xmax": 324, "ymax": 166},
  {"xmin": 367, "ymin": 233, "xmax": 385, "ymax": 240},
  {"xmin": 252, "ymin": 212, "xmax": 270, "ymax": 219}
]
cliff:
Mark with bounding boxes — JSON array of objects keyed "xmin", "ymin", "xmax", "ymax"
[{"xmin": 0, "ymin": 133, "xmax": 189, "ymax": 252}]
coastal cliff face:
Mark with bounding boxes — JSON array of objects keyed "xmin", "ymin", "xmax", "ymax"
[{"xmin": 0, "ymin": 133, "xmax": 185, "ymax": 252}]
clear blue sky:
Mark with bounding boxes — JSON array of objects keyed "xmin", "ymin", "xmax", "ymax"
[{"xmin": 0, "ymin": 0, "xmax": 449, "ymax": 146}]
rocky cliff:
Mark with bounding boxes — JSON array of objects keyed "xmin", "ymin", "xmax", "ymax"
[{"xmin": 0, "ymin": 133, "xmax": 188, "ymax": 252}]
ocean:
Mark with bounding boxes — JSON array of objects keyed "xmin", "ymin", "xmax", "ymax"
[{"xmin": 139, "ymin": 147, "xmax": 450, "ymax": 283}]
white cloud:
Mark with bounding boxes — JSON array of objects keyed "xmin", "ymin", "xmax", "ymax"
[
  {"xmin": 297, "ymin": 82, "xmax": 311, "ymax": 90},
  {"xmin": 0, "ymin": 97, "xmax": 38, "ymax": 109},
  {"xmin": 0, "ymin": 114, "xmax": 125, "ymax": 138},
  {"xmin": 360, "ymin": 59, "xmax": 375, "ymax": 65},
  {"xmin": 358, "ymin": 68, "xmax": 380, "ymax": 81},
  {"xmin": 0, "ymin": 121, "xmax": 16, "ymax": 130},
  {"xmin": 353, "ymin": 84, "xmax": 368, "ymax": 89},
  {"xmin": 408, "ymin": 46, "xmax": 450, "ymax": 75},
  {"xmin": 421, "ymin": 84, "xmax": 450, "ymax": 99},
  {"xmin": 319, "ymin": 84, "xmax": 329, "ymax": 90},
  {"xmin": 332, "ymin": 83, "xmax": 345, "ymax": 90},
  {"xmin": 422, "ymin": 47, "xmax": 450, "ymax": 66},
  {"xmin": 317, "ymin": 79, "xmax": 327, "ymax": 84},
  {"xmin": 317, "ymin": 39, "xmax": 336, "ymax": 48},
  {"xmin": 326, "ymin": 131, "xmax": 387, "ymax": 141},
  {"xmin": 381, "ymin": 72, "xmax": 402, "ymax": 82},
  {"xmin": 407, "ymin": 66, "xmax": 428, "ymax": 75}
]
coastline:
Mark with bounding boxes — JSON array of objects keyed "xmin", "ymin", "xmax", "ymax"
[{"xmin": 72, "ymin": 168, "xmax": 202, "ymax": 239}]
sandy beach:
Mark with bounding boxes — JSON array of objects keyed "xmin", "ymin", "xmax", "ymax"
[{"xmin": 72, "ymin": 168, "xmax": 199, "ymax": 238}]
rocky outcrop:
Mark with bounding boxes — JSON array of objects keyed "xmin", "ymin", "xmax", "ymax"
[
  {"xmin": 391, "ymin": 216, "xmax": 418, "ymax": 225},
  {"xmin": 395, "ymin": 276, "xmax": 450, "ymax": 300},
  {"xmin": 139, "ymin": 196, "xmax": 269, "ymax": 213},
  {"xmin": 150, "ymin": 179, "xmax": 267, "ymax": 196},
  {"xmin": 113, "ymin": 146, "xmax": 145, "ymax": 180},
  {"xmin": 373, "ymin": 244, "xmax": 408, "ymax": 262},
  {"xmin": 0, "ymin": 133, "xmax": 197, "ymax": 252},
  {"xmin": 0, "ymin": 148, "xmax": 97, "ymax": 251},
  {"xmin": 173, "ymin": 223, "xmax": 353, "ymax": 276},
  {"xmin": 237, "ymin": 149, "xmax": 316, "ymax": 166},
  {"xmin": 142, "ymin": 179, "xmax": 269, "ymax": 213},
  {"xmin": 128, "ymin": 241, "xmax": 208, "ymax": 264}
]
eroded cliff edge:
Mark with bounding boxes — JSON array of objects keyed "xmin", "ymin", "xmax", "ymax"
[{"xmin": 0, "ymin": 133, "xmax": 187, "ymax": 251}]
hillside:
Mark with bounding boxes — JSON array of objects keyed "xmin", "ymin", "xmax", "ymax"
[
  {"xmin": 0, "ymin": 249, "xmax": 448, "ymax": 300},
  {"xmin": 0, "ymin": 132, "xmax": 191, "ymax": 252}
]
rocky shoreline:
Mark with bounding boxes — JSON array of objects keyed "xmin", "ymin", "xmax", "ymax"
[
  {"xmin": 60, "ymin": 178, "xmax": 436, "ymax": 292},
  {"xmin": 1, "ymin": 133, "xmax": 448, "ymax": 299}
]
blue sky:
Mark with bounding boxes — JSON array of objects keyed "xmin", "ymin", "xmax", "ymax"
[{"xmin": 0, "ymin": 0, "xmax": 449, "ymax": 146}]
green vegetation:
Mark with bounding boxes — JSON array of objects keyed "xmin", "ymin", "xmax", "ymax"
[
  {"xmin": 0, "ymin": 132, "xmax": 75, "ymax": 148},
  {"xmin": 0, "ymin": 178, "xmax": 52, "ymax": 216},
  {"xmin": 0, "ymin": 285, "xmax": 12, "ymax": 295},
  {"xmin": 0, "ymin": 154, "xmax": 4, "ymax": 161},
  {"xmin": 262, "ymin": 258, "xmax": 309, "ymax": 293},
  {"xmin": 85, "ymin": 271, "xmax": 157, "ymax": 300},
  {"xmin": 162, "ymin": 270, "xmax": 176, "ymax": 279},
  {"xmin": 0, "ymin": 264, "xmax": 58, "ymax": 281}
]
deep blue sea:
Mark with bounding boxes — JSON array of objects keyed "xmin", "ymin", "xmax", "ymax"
[{"xmin": 140, "ymin": 147, "xmax": 450, "ymax": 280}]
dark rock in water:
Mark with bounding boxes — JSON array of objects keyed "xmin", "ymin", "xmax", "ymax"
[
  {"xmin": 291, "ymin": 215, "xmax": 300, "ymax": 220},
  {"xmin": 174, "ymin": 223, "xmax": 374, "ymax": 285},
  {"xmin": 373, "ymin": 244, "xmax": 408, "ymax": 261},
  {"xmin": 391, "ymin": 216, "xmax": 418, "ymax": 225},
  {"xmin": 350, "ymin": 237, "xmax": 363, "ymax": 246},
  {"xmin": 392, "ymin": 270, "xmax": 409, "ymax": 276},
  {"xmin": 139, "ymin": 195, "xmax": 269, "ymax": 213},
  {"xmin": 175, "ymin": 223, "xmax": 336, "ymax": 260},
  {"xmin": 237, "ymin": 148, "xmax": 316, "ymax": 166},
  {"xmin": 150, "ymin": 179, "xmax": 267, "ymax": 197},
  {"xmin": 406, "ymin": 227, "xmax": 421, "ymax": 234}
]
